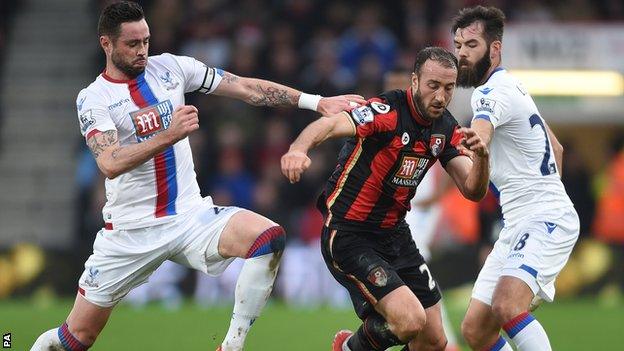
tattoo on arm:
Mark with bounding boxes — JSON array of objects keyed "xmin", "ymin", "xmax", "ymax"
[
  {"xmin": 249, "ymin": 83, "xmax": 297, "ymax": 107},
  {"xmin": 87, "ymin": 130, "xmax": 119, "ymax": 159},
  {"xmin": 222, "ymin": 72, "xmax": 239, "ymax": 84}
]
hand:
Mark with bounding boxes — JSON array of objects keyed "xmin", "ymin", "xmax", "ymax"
[
  {"xmin": 281, "ymin": 149, "xmax": 312, "ymax": 184},
  {"xmin": 165, "ymin": 105, "xmax": 199, "ymax": 142},
  {"xmin": 317, "ymin": 94, "xmax": 367, "ymax": 115},
  {"xmin": 458, "ymin": 127, "xmax": 489, "ymax": 158}
]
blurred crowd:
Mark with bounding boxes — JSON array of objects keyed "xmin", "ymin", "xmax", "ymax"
[
  {"xmin": 0, "ymin": 1, "xmax": 21, "ymax": 140},
  {"xmin": 4, "ymin": 0, "xmax": 624, "ymax": 304}
]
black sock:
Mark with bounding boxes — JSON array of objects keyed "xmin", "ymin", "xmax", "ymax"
[{"xmin": 346, "ymin": 313, "xmax": 403, "ymax": 351}]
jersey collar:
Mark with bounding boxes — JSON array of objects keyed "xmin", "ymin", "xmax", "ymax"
[
  {"xmin": 406, "ymin": 87, "xmax": 432, "ymax": 127},
  {"xmin": 484, "ymin": 66, "xmax": 505, "ymax": 84},
  {"xmin": 101, "ymin": 69, "xmax": 140, "ymax": 84}
]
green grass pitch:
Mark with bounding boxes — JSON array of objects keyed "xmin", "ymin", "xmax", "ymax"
[{"xmin": 3, "ymin": 298, "xmax": 622, "ymax": 350}]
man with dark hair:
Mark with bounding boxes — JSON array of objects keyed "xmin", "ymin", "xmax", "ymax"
[
  {"xmin": 452, "ymin": 5, "xmax": 579, "ymax": 351},
  {"xmin": 281, "ymin": 46, "xmax": 490, "ymax": 351},
  {"xmin": 30, "ymin": 1, "xmax": 365, "ymax": 350}
]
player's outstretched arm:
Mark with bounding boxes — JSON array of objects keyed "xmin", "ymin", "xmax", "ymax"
[
  {"xmin": 212, "ymin": 71, "xmax": 366, "ymax": 115},
  {"xmin": 445, "ymin": 127, "xmax": 490, "ymax": 201},
  {"xmin": 281, "ymin": 113, "xmax": 355, "ymax": 183},
  {"xmin": 544, "ymin": 122, "xmax": 564, "ymax": 175},
  {"xmin": 87, "ymin": 105, "xmax": 199, "ymax": 179}
]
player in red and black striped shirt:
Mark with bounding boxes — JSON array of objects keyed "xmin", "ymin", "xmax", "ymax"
[{"xmin": 282, "ymin": 47, "xmax": 490, "ymax": 351}]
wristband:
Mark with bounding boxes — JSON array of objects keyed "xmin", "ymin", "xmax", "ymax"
[{"xmin": 298, "ymin": 93, "xmax": 322, "ymax": 111}]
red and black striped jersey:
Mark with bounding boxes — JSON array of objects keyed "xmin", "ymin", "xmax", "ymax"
[{"xmin": 318, "ymin": 88, "xmax": 464, "ymax": 233}]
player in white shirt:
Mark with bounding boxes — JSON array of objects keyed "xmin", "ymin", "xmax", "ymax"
[
  {"xmin": 31, "ymin": 2, "xmax": 365, "ymax": 351},
  {"xmin": 451, "ymin": 6, "xmax": 579, "ymax": 351}
]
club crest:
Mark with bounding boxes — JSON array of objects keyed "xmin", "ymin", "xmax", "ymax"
[
  {"xmin": 430, "ymin": 134, "xmax": 445, "ymax": 158},
  {"xmin": 367, "ymin": 266, "xmax": 388, "ymax": 287}
]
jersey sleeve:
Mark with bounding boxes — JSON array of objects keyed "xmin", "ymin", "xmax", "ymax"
[
  {"xmin": 76, "ymin": 89, "xmax": 116, "ymax": 139},
  {"xmin": 165, "ymin": 53, "xmax": 223, "ymax": 94},
  {"xmin": 348, "ymin": 98, "xmax": 397, "ymax": 138},
  {"xmin": 439, "ymin": 120, "xmax": 465, "ymax": 167},
  {"xmin": 470, "ymin": 86, "xmax": 510, "ymax": 129}
]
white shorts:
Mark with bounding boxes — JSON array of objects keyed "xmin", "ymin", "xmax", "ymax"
[
  {"xmin": 78, "ymin": 198, "xmax": 243, "ymax": 307},
  {"xmin": 472, "ymin": 207, "xmax": 579, "ymax": 305}
]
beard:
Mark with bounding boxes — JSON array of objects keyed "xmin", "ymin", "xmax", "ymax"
[
  {"xmin": 111, "ymin": 50, "xmax": 146, "ymax": 78},
  {"xmin": 414, "ymin": 87, "xmax": 444, "ymax": 121},
  {"xmin": 457, "ymin": 47, "xmax": 491, "ymax": 88}
]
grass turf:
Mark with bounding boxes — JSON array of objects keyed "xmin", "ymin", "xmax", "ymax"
[{"xmin": 3, "ymin": 297, "xmax": 621, "ymax": 350}]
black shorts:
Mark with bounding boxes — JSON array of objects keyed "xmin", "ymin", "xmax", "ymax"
[{"xmin": 321, "ymin": 224, "xmax": 442, "ymax": 320}]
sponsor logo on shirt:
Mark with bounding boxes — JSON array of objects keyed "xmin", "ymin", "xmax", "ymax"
[
  {"xmin": 108, "ymin": 98, "xmax": 131, "ymax": 111},
  {"xmin": 479, "ymin": 87, "xmax": 493, "ymax": 95},
  {"xmin": 130, "ymin": 100, "xmax": 174, "ymax": 142},
  {"xmin": 392, "ymin": 155, "xmax": 429, "ymax": 187}
]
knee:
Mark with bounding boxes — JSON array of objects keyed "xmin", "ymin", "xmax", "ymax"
[
  {"xmin": 392, "ymin": 311, "xmax": 426, "ymax": 342},
  {"xmin": 491, "ymin": 298, "xmax": 524, "ymax": 325},
  {"xmin": 461, "ymin": 317, "xmax": 483, "ymax": 348}
]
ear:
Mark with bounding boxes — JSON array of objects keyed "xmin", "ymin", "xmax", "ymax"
[
  {"xmin": 411, "ymin": 72, "xmax": 419, "ymax": 89},
  {"xmin": 100, "ymin": 35, "xmax": 112, "ymax": 55},
  {"xmin": 490, "ymin": 40, "xmax": 502, "ymax": 60}
]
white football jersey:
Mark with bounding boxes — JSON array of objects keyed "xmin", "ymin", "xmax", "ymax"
[
  {"xmin": 76, "ymin": 53, "xmax": 223, "ymax": 229},
  {"xmin": 471, "ymin": 68, "xmax": 573, "ymax": 225}
]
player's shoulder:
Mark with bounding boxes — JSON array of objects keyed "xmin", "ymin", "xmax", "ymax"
[
  {"xmin": 76, "ymin": 79, "xmax": 109, "ymax": 108},
  {"xmin": 438, "ymin": 109, "xmax": 460, "ymax": 130},
  {"xmin": 349, "ymin": 91, "xmax": 400, "ymax": 126},
  {"xmin": 471, "ymin": 68, "xmax": 513, "ymax": 100},
  {"xmin": 150, "ymin": 52, "xmax": 201, "ymax": 69},
  {"xmin": 377, "ymin": 89, "xmax": 405, "ymax": 109}
]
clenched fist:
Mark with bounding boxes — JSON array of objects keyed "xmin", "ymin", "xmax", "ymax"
[
  {"xmin": 458, "ymin": 127, "xmax": 489, "ymax": 158},
  {"xmin": 281, "ymin": 150, "xmax": 312, "ymax": 184},
  {"xmin": 165, "ymin": 105, "xmax": 199, "ymax": 143}
]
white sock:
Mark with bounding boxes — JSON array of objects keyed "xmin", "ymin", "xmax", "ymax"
[
  {"xmin": 31, "ymin": 328, "xmax": 63, "ymax": 351},
  {"xmin": 221, "ymin": 254, "xmax": 280, "ymax": 351},
  {"xmin": 504, "ymin": 312, "xmax": 552, "ymax": 351},
  {"xmin": 485, "ymin": 335, "xmax": 514, "ymax": 351}
]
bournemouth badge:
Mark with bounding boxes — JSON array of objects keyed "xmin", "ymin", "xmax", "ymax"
[
  {"xmin": 367, "ymin": 266, "xmax": 388, "ymax": 287},
  {"xmin": 430, "ymin": 134, "xmax": 445, "ymax": 158}
]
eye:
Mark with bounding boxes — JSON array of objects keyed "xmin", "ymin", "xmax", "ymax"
[
  {"xmin": 428, "ymin": 83, "xmax": 438, "ymax": 89},
  {"xmin": 468, "ymin": 43, "xmax": 478, "ymax": 48}
]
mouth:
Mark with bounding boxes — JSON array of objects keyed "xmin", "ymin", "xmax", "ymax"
[{"xmin": 134, "ymin": 59, "xmax": 147, "ymax": 66}]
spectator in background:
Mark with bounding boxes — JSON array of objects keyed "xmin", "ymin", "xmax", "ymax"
[
  {"xmin": 301, "ymin": 29, "xmax": 355, "ymax": 96},
  {"xmin": 338, "ymin": 3, "xmax": 398, "ymax": 78},
  {"xmin": 561, "ymin": 143, "xmax": 595, "ymax": 236},
  {"xmin": 592, "ymin": 134, "xmax": 624, "ymax": 292}
]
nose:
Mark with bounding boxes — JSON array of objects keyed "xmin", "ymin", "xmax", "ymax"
[
  {"xmin": 137, "ymin": 43, "xmax": 147, "ymax": 56},
  {"xmin": 458, "ymin": 45, "xmax": 468, "ymax": 59},
  {"xmin": 434, "ymin": 90, "xmax": 446, "ymax": 105}
]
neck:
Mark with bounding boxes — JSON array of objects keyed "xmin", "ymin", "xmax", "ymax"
[
  {"xmin": 479, "ymin": 59, "xmax": 502, "ymax": 86},
  {"xmin": 104, "ymin": 59, "xmax": 133, "ymax": 81}
]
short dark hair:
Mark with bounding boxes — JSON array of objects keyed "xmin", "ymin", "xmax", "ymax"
[
  {"xmin": 98, "ymin": 1, "xmax": 145, "ymax": 38},
  {"xmin": 451, "ymin": 6, "xmax": 505, "ymax": 44},
  {"xmin": 412, "ymin": 47, "xmax": 458, "ymax": 76}
]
